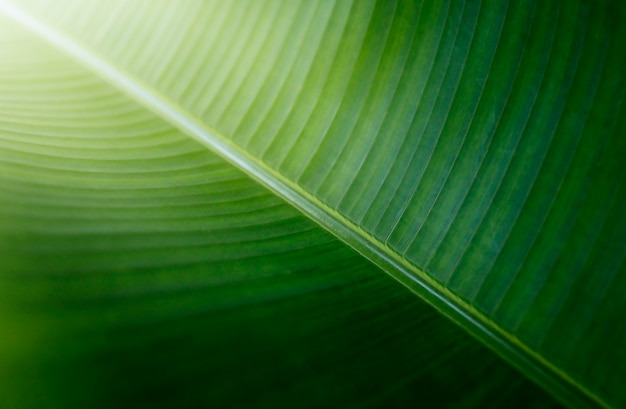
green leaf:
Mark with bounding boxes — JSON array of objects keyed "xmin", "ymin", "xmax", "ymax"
[
  {"xmin": 0, "ymin": 12, "xmax": 559, "ymax": 409},
  {"xmin": 0, "ymin": 12, "xmax": 564, "ymax": 409},
  {"xmin": 0, "ymin": 0, "xmax": 624, "ymax": 407}
]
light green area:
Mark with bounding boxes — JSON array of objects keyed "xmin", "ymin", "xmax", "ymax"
[{"xmin": 0, "ymin": 0, "xmax": 624, "ymax": 407}]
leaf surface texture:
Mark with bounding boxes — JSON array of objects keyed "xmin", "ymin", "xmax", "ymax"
[{"xmin": 1, "ymin": 0, "xmax": 625, "ymax": 407}]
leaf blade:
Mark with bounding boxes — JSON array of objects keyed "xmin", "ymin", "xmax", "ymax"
[{"xmin": 2, "ymin": 0, "xmax": 625, "ymax": 407}]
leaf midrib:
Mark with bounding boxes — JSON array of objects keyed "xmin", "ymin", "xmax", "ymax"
[{"xmin": 0, "ymin": 2, "xmax": 606, "ymax": 408}]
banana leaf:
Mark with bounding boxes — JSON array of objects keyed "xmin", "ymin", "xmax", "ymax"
[{"xmin": 0, "ymin": 0, "xmax": 624, "ymax": 407}]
